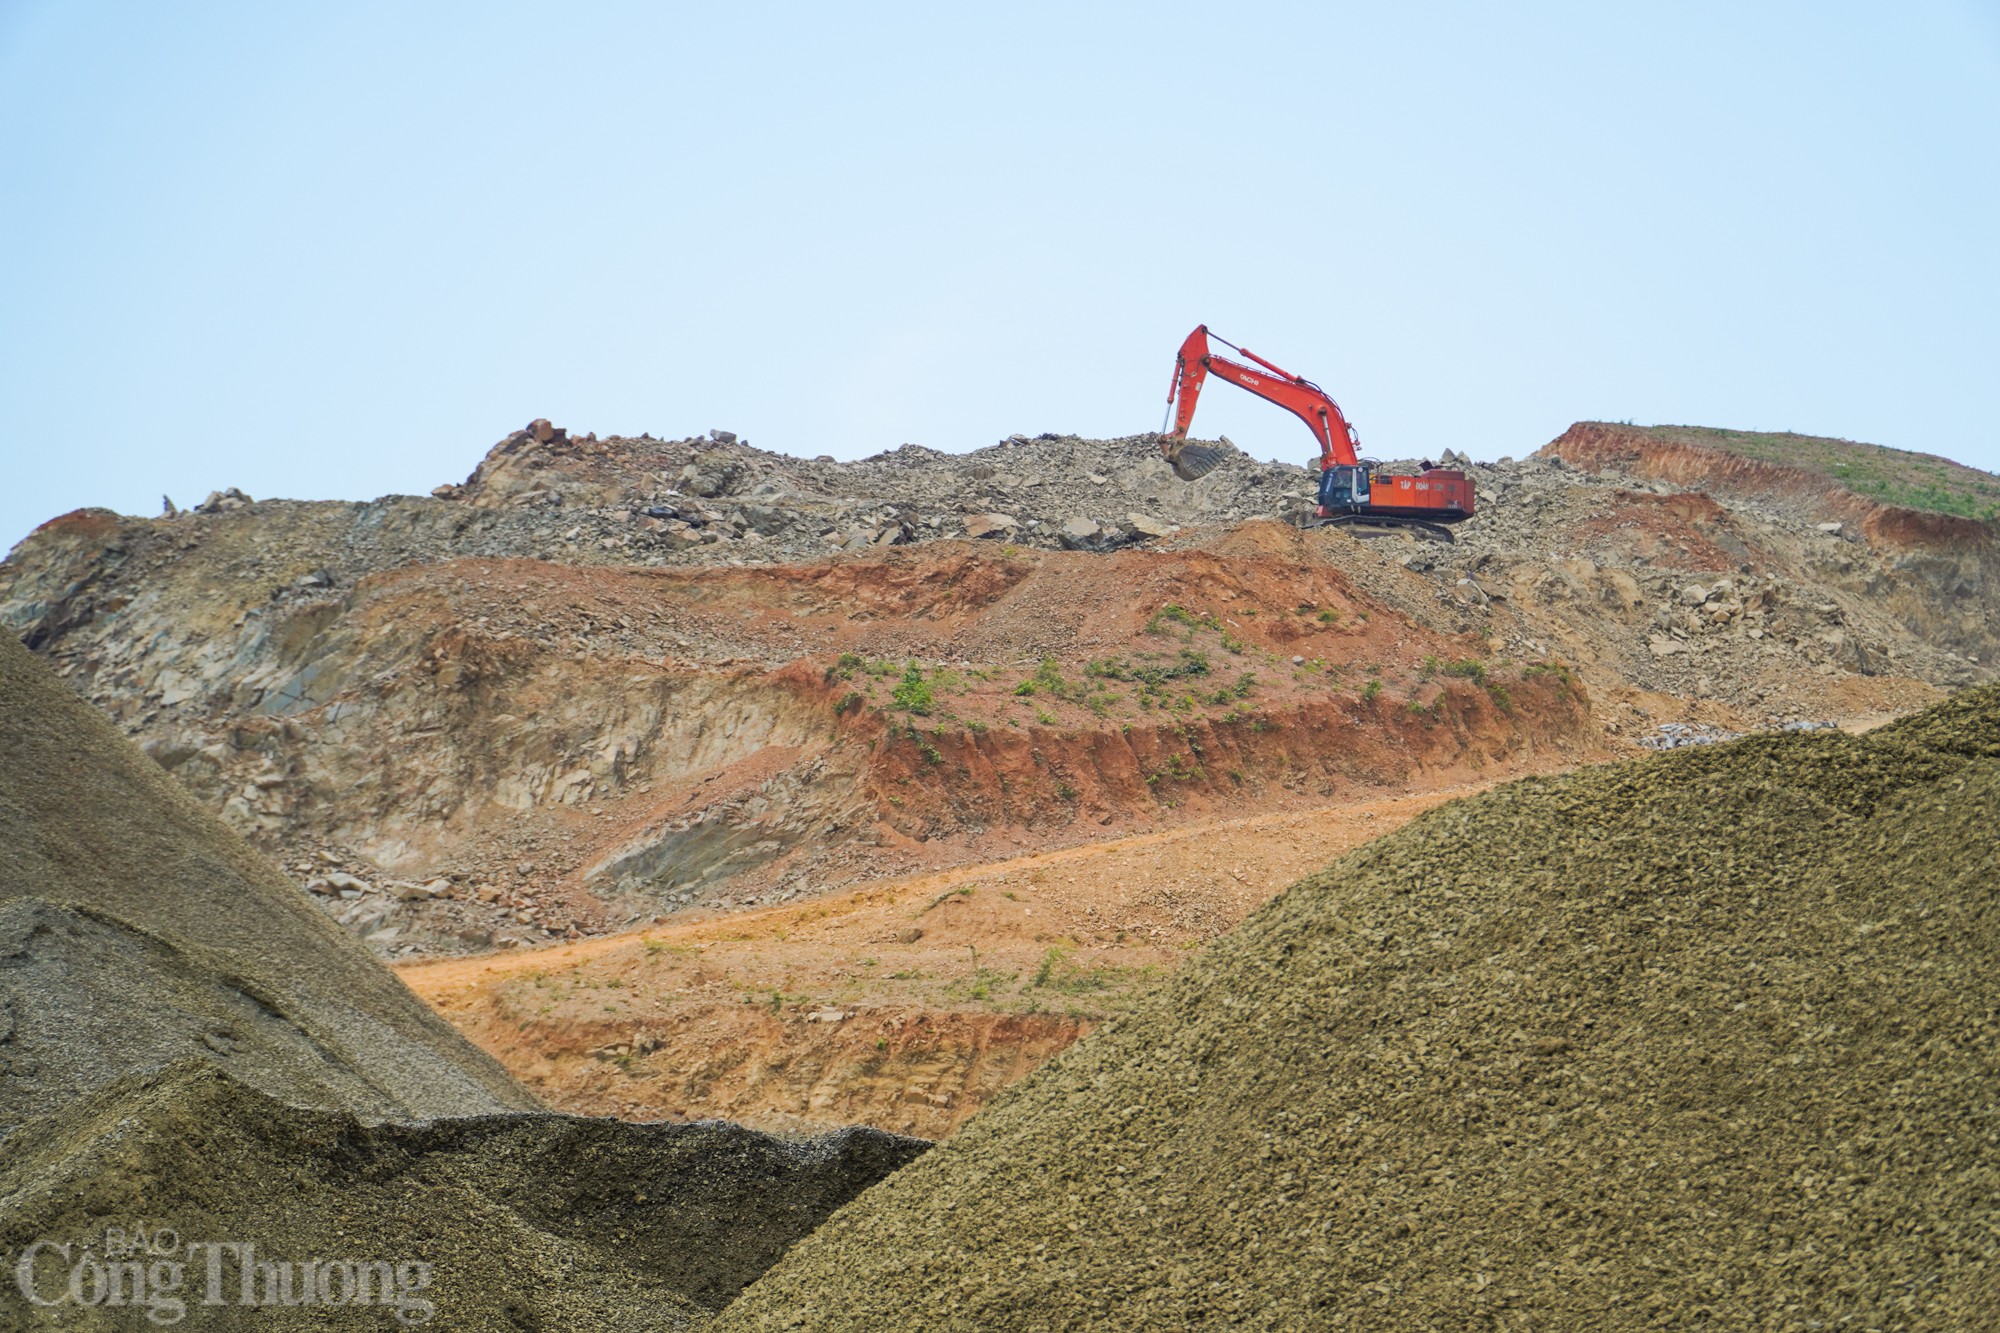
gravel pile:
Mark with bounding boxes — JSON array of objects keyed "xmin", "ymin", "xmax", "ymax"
[
  {"xmin": 0, "ymin": 629, "xmax": 928, "ymax": 1330},
  {"xmin": 718, "ymin": 685, "xmax": 2000, "ymax": 1330},
  {"xmin": 0, "ymin": 1062, "xmax": 924, "ymax": 1330},
  {"xmin": 0, "ymin": 631, "xmax": 532, "ymax": 1128}
]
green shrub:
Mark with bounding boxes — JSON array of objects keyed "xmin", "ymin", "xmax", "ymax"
[{"xmin": 892, "ymin": 663, "xmax": 935, "ymax": 714}]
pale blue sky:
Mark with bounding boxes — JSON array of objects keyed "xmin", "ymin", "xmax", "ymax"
[{"xmin": 4, "ymin": 2, "xmax": 1997, "ymax": 551}]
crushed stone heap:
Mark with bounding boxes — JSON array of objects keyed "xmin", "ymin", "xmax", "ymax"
[
  {"xmin": 718, "ymin": 685, "xmax": 2000, "ymax": 1330},
  {"xmin": 0, "ymin": 631, "xmax": 532, "ymax": 1129},
  {"xmin": 0, "ymin": 1062, "xmax": 925, "ymax": 1330}
]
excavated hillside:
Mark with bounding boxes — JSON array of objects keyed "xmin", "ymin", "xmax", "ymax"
[
  {"xmin": 395, "ymin": 785, "xmax": 1469, "ymax": 1140},
  {"xmin": 2, "ymin": 423, "xmax": 1984, "ymax": 970},
  {"xmin": 0, "ymin": 481, "xmax": 1606, "ymax": 962},
  {"xmin": 1544, "ymin": 421, "xmax": 2000, "ymax": 667},
  {"xmin": 717, "ymin": 684, "xmax": 2000, "ymax": 1332},
  {"xmin": 4, "ymin": 420, "xmax": 1992, "ymax": 1133}
]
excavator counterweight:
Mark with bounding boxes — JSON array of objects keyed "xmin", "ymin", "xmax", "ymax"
[{"xmin": 1160, "ymin": 324, "xmax": 1474, "ymax": 535}]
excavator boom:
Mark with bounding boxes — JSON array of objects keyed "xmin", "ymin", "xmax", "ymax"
[
  {"xmin": 1166, "ymin": 325, "xmax": 1360, "ymax": 470},
  {"xmin": 1160, "ymin": 324, "xmax": 1474, "ymax": 530}
]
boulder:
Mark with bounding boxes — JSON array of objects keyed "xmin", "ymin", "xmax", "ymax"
[
  {"xmin": 741, "ymin": 504, "xmax": 790, "ymax": 535},
  {"xmin": 196, "ymin": 488, "xmax": 252, "ymax": 514},
  {"xmin": 1058, "ymin": 516, "xmax": 1101, "ymax": 549},
  {"xmin": 659, "ymin": 523, "xmax": 706, "ymax": 549},
  {"xmin": 1123, "ymin": 513, "xmax": 1172, "ymax": 540},
  {"xmin": 681, "ymin": 453, "xmax": 744, "ymax": 499},
  {"xmin": 964, "ymin": 514, "xmax": 1019, "ymax": 540}
]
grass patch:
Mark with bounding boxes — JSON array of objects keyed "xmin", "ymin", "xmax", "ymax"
[
  {"xmin": 1145, "ymin": 604, "xmax": 1221, "ymax": 636},
  {"xmin": 1630, "ymin": 424, "xmax": 2000, "ymax": 521}
]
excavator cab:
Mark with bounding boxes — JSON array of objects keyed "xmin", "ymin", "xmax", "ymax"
[{"xmin": 1317, "ymin": 463, "xmax": 1371, "ymax": 512}]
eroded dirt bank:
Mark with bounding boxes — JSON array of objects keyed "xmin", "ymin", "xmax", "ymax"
[{"xmin": 3, "ymin": 514, "xmax": 1603, "ymax": 960}]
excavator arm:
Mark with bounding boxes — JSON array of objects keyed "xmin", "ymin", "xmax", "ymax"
[{"xmin": 1161, "ymin": 325, "xmax": 1361, "ymax": 479}]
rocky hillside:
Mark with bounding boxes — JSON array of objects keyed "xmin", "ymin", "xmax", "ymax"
[
  {"xmin": 1560, "ymin": 421, "xmax": 2000, "ymax": 522},
  {"xmin": 1, "ymin": 423, "xmax": 1990, "ymax": 966},
  {"xmin": 1544, "ymin": 421, "xmax": 2000, "ymax": 666}
]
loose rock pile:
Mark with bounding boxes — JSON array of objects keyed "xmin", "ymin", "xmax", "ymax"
[{"xmin": 1635, "ymin": 718, "xmax": 1745, "ymax": 750}]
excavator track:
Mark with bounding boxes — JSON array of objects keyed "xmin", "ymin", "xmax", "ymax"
[{"xmin": 1307, "ymin": 513, "xmax": 1458, "ymax": 544}]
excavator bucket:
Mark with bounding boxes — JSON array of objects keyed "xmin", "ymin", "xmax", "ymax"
[{"xmin": 1165, "ymin": 440, "xmax": 1226, "ymax": 482}]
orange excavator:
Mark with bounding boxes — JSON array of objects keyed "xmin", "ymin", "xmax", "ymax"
[{"xmin": 1160, "ymin": 324, "xmax": 1474, "ymax": 540}]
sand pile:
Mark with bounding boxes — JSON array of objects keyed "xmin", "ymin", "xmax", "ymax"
[{"xmin": 719, "ymin": 686, "xmax": 2000, "ymax": 1330}]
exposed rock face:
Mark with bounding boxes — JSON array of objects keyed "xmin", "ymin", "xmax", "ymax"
[
  {"xmin": 0, "ymin": 511, "xmax": 1600, "ymax": 959},
  {"xmin": 0, "ymin": 632, "xmax": 533, "ymax": 1129}
]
